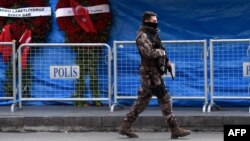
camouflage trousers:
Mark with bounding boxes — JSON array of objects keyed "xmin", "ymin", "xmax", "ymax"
[{"xmin": 122, "ymin": 66, "xmax": 178, "ymax": 129}]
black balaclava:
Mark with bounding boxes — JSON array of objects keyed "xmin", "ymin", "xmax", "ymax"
[{"xmin": 143, "ymin": 22, "xmax": 158, "ymax": 29}]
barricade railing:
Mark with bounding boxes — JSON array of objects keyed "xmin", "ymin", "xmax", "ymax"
[
  {"xmin": 209, "ymin": 39, "xmax": 250, "ymax": 113},
  {"xmin": 17, "ymin": 43, "xmax": 112, "ymax": 110},
  {"xmin": 111, "ymin": 40, "xmax": 208, "ymax": 112},
  {"xmin": 0, "ymin": 42, "xmax": 16, "ymax": 112}
]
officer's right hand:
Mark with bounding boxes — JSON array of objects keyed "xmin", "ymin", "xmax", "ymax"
[{"xmin": 156, "ymin": 49, "xmax": 165, "ymax": 57}]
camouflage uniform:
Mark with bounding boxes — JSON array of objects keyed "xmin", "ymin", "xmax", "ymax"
[{"xmin": 119, "ymin": 25, "xmax": 191, "ymax": 139}]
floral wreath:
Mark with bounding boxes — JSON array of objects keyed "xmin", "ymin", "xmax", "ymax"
[
  {"xmin": 56, "ymin": 0, "xmax": 112, "ymax": 43},
  {"xmin": 0, "ymin": 0, "xmax": 51, "ymax": 97},
  {"xmin": 0, "ymin": 0, "xmax": 51, "ymax": 43}
]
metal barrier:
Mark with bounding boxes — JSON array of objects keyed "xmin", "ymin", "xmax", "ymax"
[
  {"xmin": 17, "ymin": 43, "xmax": 112, "ymax": 110},
  {"xmin": 208, "ymin": 39, "xmax": 250, "ymax": 113},
  {"xmin": 111, "ymin": 40, "xmax": 208, "ymax": 112},
  {"xmin": 0, "ymin": 42, "xmax": 16, "ymax": 112}
]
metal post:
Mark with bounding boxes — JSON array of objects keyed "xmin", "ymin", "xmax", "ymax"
[
  {"xmin": 11, "ymin": 41, "xmax": 16, "ymax": 112},
  {"xmin": 208, "ymin": 39, "xmax": 214, "ymax": 112},
  {"xmin": 203, "ymin": 40, "xmax": 208, "ymax": 112},
  {"xmin": 110, "ymin": 41, "xmax": 117, "ymax": 112}
]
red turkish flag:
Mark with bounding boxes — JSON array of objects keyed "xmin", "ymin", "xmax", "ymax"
[
  {"xmin": 19, "ymin": 29, "xmax": 32, "ymax": 69},
  {"xmin": 0, "ymin": 24, "xmax": 12, "ymax": 62},
  {"xmin": 70, "ymin": 0, "xmax": 97, "ymax": 33}
]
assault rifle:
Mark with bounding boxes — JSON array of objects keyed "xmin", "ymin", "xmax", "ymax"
[
  {"xmin": 160, "ymin": 57, "xmax": 174, "ymax": 80},
  {"xmin": 153, "ymin": 37, "xmax": 174, "ymax": 80}
]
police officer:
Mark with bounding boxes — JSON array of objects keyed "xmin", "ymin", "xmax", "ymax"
[{"xmin": 118, "ymin": 11, "xmax": 191, "ymax": 139}]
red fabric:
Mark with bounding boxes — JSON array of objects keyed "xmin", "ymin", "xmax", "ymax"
[
  {"xmin": 0, "ymin": 33, "xmax": 3, "ymax": 60},
  {"xmin": 70, "ymin": 0, "xmax": 97, "ymax": 33},
  {"xmin": 0, "ymin": 32, "xmax": 3, "ymax": 41},
  {"xmin": 19, "ymin": 29, "xmax": 32, "ymax": 69},
  {"xmin": 0, "ymin": 24, "xmax": 12, "ymax": 62}
]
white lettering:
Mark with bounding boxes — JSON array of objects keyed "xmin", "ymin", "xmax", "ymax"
[
  {"xmin": 50, "ymin": 66, "xmax": 80, "ymax": 79},
  {"xmin": 241, "ymin": 129, "xmax": 246, "ymax": 136},
  {"xmin": 235, "ymin": 129, "xmax": 241, "ymax": 136},
  {"xmin": 228, "ymin": 129, "xmax": 247, "ymax": 136},
  {"xmin": 228, "ymin": 129, "xmax": 235, "ymax": 136}
]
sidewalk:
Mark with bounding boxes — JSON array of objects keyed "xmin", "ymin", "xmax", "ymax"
[
  {"xmin": 0, "ymin": 132, "xmax": 223, "ymax": 141},
  {"xmin": 0, "ymin": 105, "xmax": 249, "ymax": 132}
]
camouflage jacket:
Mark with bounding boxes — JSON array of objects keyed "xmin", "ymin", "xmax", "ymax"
[{"xmin": 136, "ymin": 25, "xmax": 169, "ymax": 69}]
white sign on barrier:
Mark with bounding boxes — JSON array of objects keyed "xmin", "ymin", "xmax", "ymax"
[
  {"xmin": 243, "ymin": 62, "xmax": 250, "ymax": 77},
  {"xmin": 50, "ymin": 65, "xmax": 80, "ymax": 79}
]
